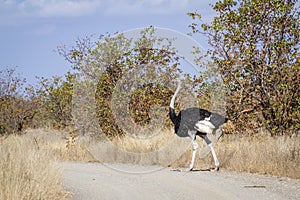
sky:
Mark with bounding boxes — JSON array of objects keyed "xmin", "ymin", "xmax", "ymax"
[{"xmin": 0, "ymin": 0, "xmax": 218, "ymax": 84}]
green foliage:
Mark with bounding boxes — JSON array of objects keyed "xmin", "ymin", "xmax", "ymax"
[
  {"xmin": 36, "ymin": 72, "xmax": 75, "ymax": 129},
  {"xmin": 59, "ymin": 27, "xmax": 182, "ymax": 137},
  {"xmin": 0, "ymin": 68, "xmax": 40, "ymax": 134},
  {"xmin": 189, "ymin": 0, "xmax": 300, "ymax": 135},
  {"xmin": 129, "ymin": 83, "xmax": 173, "ymax": 125}
]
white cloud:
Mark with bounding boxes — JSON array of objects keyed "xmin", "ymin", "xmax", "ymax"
[
  {"xmin": 18, "ymin": 0, "xmax": 102, "ymax": 17},
  {"xmin": 0, "ymin": 0, "xmax": 214, "ymax": 27},
  {"xmin": 2, "ymin": 0, "xmax": 193, "ymax": 18},
  {"xmin": 0, "ymin": 0, "xmax": 104, "ymax": 26},
  {"xmin": 103, "ymin": 0, "xmax": 190, "ymax": 15}
]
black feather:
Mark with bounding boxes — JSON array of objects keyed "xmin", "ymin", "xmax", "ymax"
[
  {"xmin": 174, "ymin": 107, "xmax": 209, "ymax": 137},
  {"xmin": 169, "ymin": 81, "xmax": 227, "ymax": 138},
  {"xmin": 171, "ymin": 107, "xmax": 226, "ymax": 137}
]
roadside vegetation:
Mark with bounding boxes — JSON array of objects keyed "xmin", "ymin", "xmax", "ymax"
[
  {"xmin": 0, "ymin": 134, "xmax": 70, "ymax": 200},
  {"xmin": 0, "ymin": 0, "xmax": 299, "ymax": 199}
]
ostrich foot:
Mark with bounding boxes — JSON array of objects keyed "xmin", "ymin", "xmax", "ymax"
[
  {"xmin": 210, "ymin": 166, "xmax": 219, "ymax": 172},
  {"xmin": 181, "ymin": 168, "xmax": 193, "ymax": 172}
]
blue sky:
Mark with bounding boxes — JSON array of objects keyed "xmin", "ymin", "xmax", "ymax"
[{"xmin": 0, "ymin": 0, "xmax": 217, "ymax": 84}]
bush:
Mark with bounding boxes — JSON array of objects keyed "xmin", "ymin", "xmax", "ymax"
[
  {"xmin": 188, "ymin": 0, "xmax": 300, "ymax": 135},
  {"xmin": 0, "ymin": 68, "xmax": 39, "ymax": 134}
]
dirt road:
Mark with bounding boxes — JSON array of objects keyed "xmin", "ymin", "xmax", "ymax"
[{"xmin": 61, "ymin": 162, "xmax": 300, "ymax": 200}]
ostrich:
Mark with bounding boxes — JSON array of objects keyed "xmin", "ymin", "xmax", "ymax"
[{"xmin": 169, "ymin": 80, "xmax": 227, "ymax": 171}]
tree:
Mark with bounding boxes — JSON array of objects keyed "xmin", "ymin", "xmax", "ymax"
[
  {"xmin": 37, "ymin": 72, "xmax": 75, "ymax": 129},
  {"xmin": 0, "ymin": 67, "xmax": 40, "ymax": 134},
  {"xmin": 188, "ymin": 0, "xmax": 300, "ymax": 135},
  {"xmin": 58, "ymin": 27, "xmax": 182, "ymax": 137}
]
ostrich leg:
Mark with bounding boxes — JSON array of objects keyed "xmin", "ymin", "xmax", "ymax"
[
  {"xmin": 203, "ymin": 135, "xmax": 219, "ymax": 171},
  {"xmin": 189, "ymin": 139, "xmax": 198, "ymax": 171}
]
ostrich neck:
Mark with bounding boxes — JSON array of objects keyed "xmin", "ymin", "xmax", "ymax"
[{"xmin": 170, "ymin": 81, "xmax": 181, "ymax": 109}]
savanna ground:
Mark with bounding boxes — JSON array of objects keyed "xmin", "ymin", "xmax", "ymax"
[{"xmin": 0, "ymin": 128, "xmax": 299, "ymax": 199}]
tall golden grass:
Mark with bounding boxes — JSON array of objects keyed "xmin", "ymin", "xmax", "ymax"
[
  {"xmin": 25, "ymin": 129, "xmax": 94, "ymax": 162},
  {"xmin": 217, "ymin": 134, "xmax": 300, "ymax": 178},
  {"xmin": 173, "ymin": 133, "xmax": 300, "ymax": 178},
  {"xmin": 85, "ymin": 129, "xmax": 191, "ymax": 166},
  {"xmin": 1, "ymin": 127, "xmax": 298, "ymax": 200},
  {"xmin": 53, "ymin": 128, "xmax": 299, "ymax": 179},
  {"xmin": 0, "ymin": 134, "xmax": 70, "ymax": 200},
  {"xmin": 82, "ymin": 130, "xmax": 300, "ymax": 179}
]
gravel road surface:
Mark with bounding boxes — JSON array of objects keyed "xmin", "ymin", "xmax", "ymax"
[{"xmin": 61, "ymin": 162, "xmax": 300, "ymax": 200}]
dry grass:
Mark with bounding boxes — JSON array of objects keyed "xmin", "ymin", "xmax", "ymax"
[
  {"xmin": 64, "ymin": 129, "xmax": 300, "ymax": 179},
  {"xmin": 0, "ymin": 134, "xmax": 70, "ymax": 200},
  {"xmin": 216, "ymin": 134, "xmax": 300, "ymax": 178},
  {"xmin": 172, "ymin": 133, "xmax": 300, "ymax": 179},
  {"xmin": 56, "ymin": 128, "xmax": 300, "ymax": 179},
  {"xmin": 76, "ymin": 129, "xmax": 300, "ymax": 179},
  {"xmin": 25, "ymin": 129, "xmax": 95, "ymax": 162},
  {"xmin": 2, "ymin": 127, "xmax": 298, "ymax": 200},
  {"xmin": 85, "ymin": 129, "xmax": 191, "ymax": 166}
]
